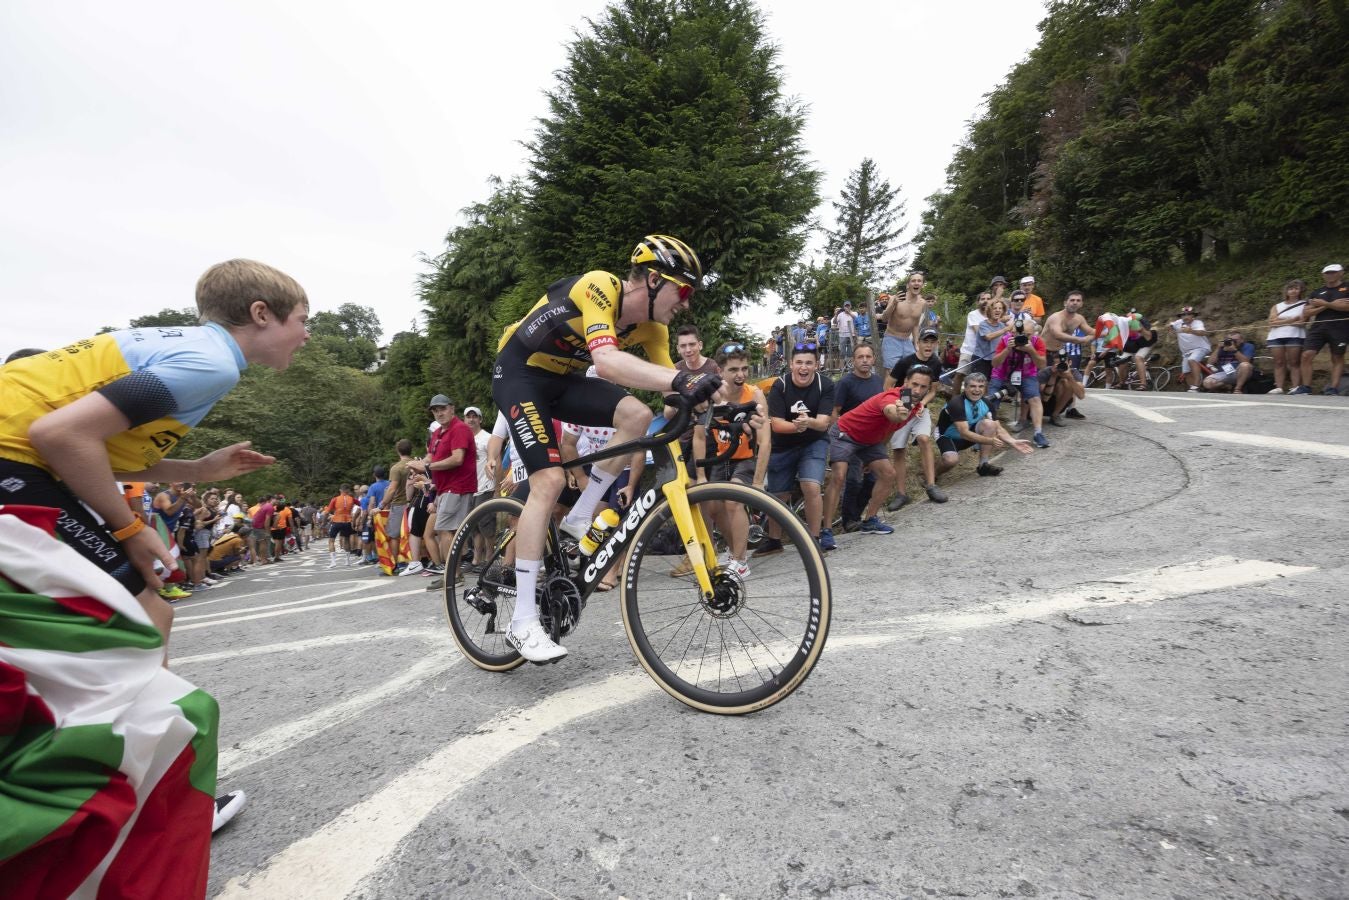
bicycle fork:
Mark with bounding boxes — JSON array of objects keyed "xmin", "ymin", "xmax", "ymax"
[{"xmin": 660, "ymin": 446, "xmax": 719, "ymax": 598}]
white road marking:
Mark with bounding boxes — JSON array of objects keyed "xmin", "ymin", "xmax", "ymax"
[
  {"xmin": 869, "ymin": 556, "xmax": 1312, "ymax": 632},
  {"xmin": 172, "ymin": 627, "xmax": 438, "ymax": 666},
  {"xmin": 178, "ymin": 579, "xmax": 374, "ymax": 609},
  {"xmin": 1146, "ymin": 401, "xmax": 1233, "ymax": 411},
  {"xmin": 1087, "ymin": 392, "xmax": 1174, "ymax": 422},
  {"xmin": 172, "ymin": 587, "xmax": 428, "ymax": 631},
  {"xmin": 217, "ymin": 652, "xmax": 458, "ymax": 778},
  {"xmin": 219, "ymin": 555, "xmax": 1313, "ymax": 899},
  {"xmin": 1124, "ymin": 393, "xmax": 1349, "ymax": 412},
  {"xmin": 218, "ymin": 672, "xmax": 658, "ymax": 899},
  {"xmin": 175, "ymin": 584, "xmax": 375, "ymax": 621},
  {"xmin": 1183, "ymin": 430, "xmax": 1349, "ymax": 459}
]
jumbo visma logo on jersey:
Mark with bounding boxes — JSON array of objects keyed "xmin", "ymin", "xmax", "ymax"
[{"xmin": 509, "ymin": 402, "xmax": 550, "ymax": 448}]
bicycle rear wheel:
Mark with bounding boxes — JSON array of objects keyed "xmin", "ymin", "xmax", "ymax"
[
  {"xmin": 621, "ymin": 482, "xmax": 830, "ymax": 715},
  {"xmin": 1147, "ymin": 366, "xmax": 1171, "ymax": 391},
  {"xmin": 444, "ymin": 497, "xmax": 526, "ymax": 672}
]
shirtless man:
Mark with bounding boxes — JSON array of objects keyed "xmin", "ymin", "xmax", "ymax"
[
  {"xmin": 881, "ymin": 272, "xmax": 927, "ymax": 370},
  {"xmin": 1040, "ymin": 290, "xmax": 1096, "ymax": 423}
]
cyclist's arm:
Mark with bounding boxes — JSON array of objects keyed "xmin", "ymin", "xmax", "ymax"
[{"xmin": 590, "ymin": 343, "xmax": 678, "ymax": 392}]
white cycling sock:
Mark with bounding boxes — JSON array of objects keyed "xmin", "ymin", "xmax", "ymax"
[
  {"xmin": 564, "ymin": 467, "xmax": 617, "ymax": 529},
  {"xmin": 511, "ymin": 558, "xmax": 543, "ymax": 629}
]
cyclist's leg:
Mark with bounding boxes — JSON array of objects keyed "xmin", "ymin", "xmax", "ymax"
[{"xmin": 555, "ymin": 384, "xmax": 649, "ymax": 532}]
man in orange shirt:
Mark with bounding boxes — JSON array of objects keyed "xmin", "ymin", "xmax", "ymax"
[
  {"xmin": 1019, "ymin": 275, "xmax": 1046, "ymax": 319},
  {"xmin": 271, "ymin": 501, "xmax": 293, "ymax": 558},
  {"xmin": 325, "ymin": 484, "xmax": 357, "ymax": 568}
]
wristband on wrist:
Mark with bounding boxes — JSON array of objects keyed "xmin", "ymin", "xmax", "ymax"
[{"xmin": 111, "ymin": 517, "xmax": 146, "ymax": 542}]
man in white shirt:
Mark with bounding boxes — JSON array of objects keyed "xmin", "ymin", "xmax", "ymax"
[
  {"xmin": 833, "ymin": 302, "xmax": 857, "ymax": 360},
  {"xmin": 1170, "ymin": 306, "xmax": 1211, "ymax": 391}
]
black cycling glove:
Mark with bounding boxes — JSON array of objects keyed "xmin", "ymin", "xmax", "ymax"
[{"xmin": 670, "ymin": 371, "xmax": 723, "ymax": 405}]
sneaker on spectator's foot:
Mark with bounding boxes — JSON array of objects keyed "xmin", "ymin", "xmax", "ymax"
[
  {"xmin": 212, "ymin": 790, "xmax": 246, "ymax": 834},
  {"xmin": 886, "ymin": 494, "xmax": 910, "ymax": 513},
  {"xmin": 1267, "ymin": 387, "xmax": 1284, "ymax": 394},
  {"xmin": 325, "ymin": 559, "xmax": 338, "ymax": 569},
  {"xmin": 400, "ymin": 561, "xmax": 423, "ymax": 576},
  {"xmin": 425, "ymin": 563, "xmax": 445, "ymax": 574},
  {"xmin": 818, "ymin": 528, "xmax": 836, "ymax": 551},
  {"xmin": 1049, "ymin": 413, "xmax": 1066, "ymax": 427},
  {"xmin": 724, "ymin": 558, "xmax": 751, "ymax": 579},
  {"xmin": 507, "ymin": 619, "xmax": 567, "ymax": 664},
  {"xmin": 859, "ymin": 517, "xmax": 894, "ymax": 535},
  {"xmin": 754, "ymin": 538, "xmax": 784, "ymax": 557},
  {"xmin": 1065, "ymin": 408, "xmax": 1086, "ymax": 419},
  {"xmin": 668, "ymin": 556, "xmax": 696, "ymax": 578},
  {"xmin": 425, "ymin": 577, "xmax": 444, "ymax": 591},
  {"xmin": 158, "ymin": 585, "xmax": 192, "ymax": 601},
  {"xmin": 1288, "ymin": 385, "xmax": 1311, "ymax": 395},
  {"xmin": 1322, "ymin": 386, "xmax": 1340, "ymax": 396},
  {"xmin": 1188, "ymin": 385, "xmax": 1200, "ymax": 392},
  {"xmin": 1008, "ymin": 420, "xmax": 1026, "ymax": 433},
  {"xmin": 1033, "ymin": 432, "xmax": 1050, "ymax": 449},
  {"xmin": 976, "ymin": 461, "xmax": 1003, "ymax": 477},
  {"xmin": 925, "ymin": 483, "xmax": 948, "ymax": 503}
]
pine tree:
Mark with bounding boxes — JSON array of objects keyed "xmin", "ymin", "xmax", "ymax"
[
  {"xmin": 824, "ymin": 158, "xmax": 908, "ymax": 285},
  {"xmin": 524, "ymin": 0, "xmax": 820, "ymax": 319}
]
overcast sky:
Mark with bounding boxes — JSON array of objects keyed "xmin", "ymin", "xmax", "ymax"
[{"xmin": 1, "ymin": 0, "xmax": 1045, "ymax": 358}]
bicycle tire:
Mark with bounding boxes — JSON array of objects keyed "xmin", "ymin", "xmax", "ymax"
[
  {"xmin": 621, "ymin": 482, "xmax": 831, "ymax": 715},
  {"xmin": 1085, "ymin": 366, "xmax": 1110, "ymax": 389},
  {"xmin": 1148, "ymin": 366, "xmax": 1171, "ymax": 391},
  {"xmin": 444, "ymin": 496, "xmax": 527, "ymax": 672}
]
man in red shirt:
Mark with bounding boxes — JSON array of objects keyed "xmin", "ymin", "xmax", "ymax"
[
  {"xmin": 819, "ymin": 366, "xmax": 935, "ymax": 545},
  {"xmin": 415, "ymin": 395, "xmax": 476, "ymax": 583},
  {"xmin": 250, "ymin": 493, "xmax": 275, "ymax": 565}
]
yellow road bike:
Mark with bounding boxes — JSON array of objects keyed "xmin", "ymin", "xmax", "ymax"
[{"xmin": 443, "ymin": 397, "xmax": 831, "ymax": 714}]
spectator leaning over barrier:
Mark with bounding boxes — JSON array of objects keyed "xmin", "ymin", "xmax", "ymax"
[
  {"xmin": 884, "ymin": 328, "xmax": 948, "ymax": 509},
  {"xmin": 935, "ymin": 372, "xmax": 1032, "ymax": 479},
  {"xmin": 1299, "ymin": 263, "xmax": 1349, "ymax": 395},
  {"xmin": 990, "ymin": 311, "xmax": 1050, "ymax": 448},
  {"xmin": 832, "ymin": 341, "xmax": 884, "ymax": 532},
  {"xmin": 760, "ymin": 341, "xmax": 835, "ymax": 555},
  {"xmin": 1202, "ymin": 330, "xmax": 1256, "ymax": 393},
  {"xmin": 820, "ymin": 367, "xmax": 936, "ymax": 548},
  {"xmin": 1041, "ymin": 290, "xmax": 1095, "ymax": 422},
  {"xmin": 1267, "ymin": 279, "xmax": 1309, "ymax": 394},
  {"xmin": 1169, "ymin": 306, "xmax": 1211, "ymax": 392}
]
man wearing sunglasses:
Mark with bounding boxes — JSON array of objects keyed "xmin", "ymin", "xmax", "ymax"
[{"xmin": 492, "ymin": 234, "xmax": 724, "ymax": 663}]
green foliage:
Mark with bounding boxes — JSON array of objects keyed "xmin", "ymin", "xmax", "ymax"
[
  {"xmin": 308, "ymin": 303, "xmax": 383, "ymax": 370},
  {"xmin": 524, "ymin": 0, "xmax": 821, "ymax": 316},
  {"xmin": 916, "ymin": 0, "xmax": 1349, "ymax": 300},
  {"xmin": 776, "ymin": 260, "xmax": 866, "ymax": 321},
  {"xmin": 825, "ymin": 158, "xmax": 908, "ymax": 285},
  {"xmin": 129, "ymin": 308, "xmax": 200, "ymax": 328}
]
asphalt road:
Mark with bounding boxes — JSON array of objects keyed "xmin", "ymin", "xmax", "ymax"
[{"xmin": 178, "ymin": 389, "xmax": 1348, "ymax": 899}]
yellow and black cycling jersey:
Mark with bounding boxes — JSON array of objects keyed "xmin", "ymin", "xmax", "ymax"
[{"xmin": 497, "ymin": 271, "xmax": 674, "ymax": 374}]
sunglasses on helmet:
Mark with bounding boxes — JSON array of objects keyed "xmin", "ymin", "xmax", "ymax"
[{"xmin": 793, "ymin": 342, "xmax": 818, "ymax": 352}]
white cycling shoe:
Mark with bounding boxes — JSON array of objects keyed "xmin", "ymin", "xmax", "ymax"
[{"xmin": 507, "ymin": 618, "xmax": 568, "ymax": 664}]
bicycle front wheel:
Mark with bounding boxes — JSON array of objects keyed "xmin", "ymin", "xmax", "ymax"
[
  {"xmin": 621, "ymin": 482, "xmax": 831, "ymax": 715},
  {"xmin": 1148, "ymin": 366, "xmax": 1171, "ymax": 391},
  {"xmin": 444, "ymin": 496, "xmax": 526, "ymax": 672}
]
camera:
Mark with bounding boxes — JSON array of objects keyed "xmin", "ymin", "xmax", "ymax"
[
  {"xmin": 1056, "ymin": 358, "xmax": 1069, "ymax": 372},
  {"xmin": 1014, "ymin": 333, "xmax": 1029, "ymax": 347},
  {"xmin": 1222, "ymin": 339, "xmax": 1234, "ymax": 348},
  {"xmin": 1014, "ymin": 319, "xmax": 1025, "ymax": 335}
]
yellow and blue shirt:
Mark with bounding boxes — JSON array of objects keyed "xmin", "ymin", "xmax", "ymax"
[{"xmin": 0, "ymin": 324, "xmax": 246, "ymax": 475}]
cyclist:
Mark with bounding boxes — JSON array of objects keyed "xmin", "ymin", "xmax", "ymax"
[{"xmin": 492, "ymin": 235, "xmax": 724, "ymax": 663}]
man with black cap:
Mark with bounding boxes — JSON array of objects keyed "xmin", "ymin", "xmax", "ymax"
[
  {"xmin": 1298, "ymin": 263, "xmax": 1349, "ymax": 395},
  {"xmin": 883, "ymin": 327, "xmax": 948, "ymax": 508}
]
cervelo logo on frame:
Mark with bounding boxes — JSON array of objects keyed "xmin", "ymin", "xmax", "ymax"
[{"xmin": 584, "ymin": 487, "xmax": 659, "ymax": 582}]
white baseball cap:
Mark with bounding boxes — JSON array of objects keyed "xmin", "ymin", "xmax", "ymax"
[
  {"xmin": 1323, "ymin": 263, "xmax": 1344, "ymax": 274},
  {"xmin": 1019, "ymin": 275, "xmax": 1035, "ymax": 285},
  {"xmin": 464, "ymin": 406, "xmax": 482, "ymax": 416}
]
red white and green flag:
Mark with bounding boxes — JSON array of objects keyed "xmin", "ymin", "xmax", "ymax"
[{"xmin": 0, "ymin": 505, "xmax": 217, "ymax": 898}]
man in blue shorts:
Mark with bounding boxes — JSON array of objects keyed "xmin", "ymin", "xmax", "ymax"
[{"xmin": 760, "ymin": 341, "xmax": 834, "ymax": 553}]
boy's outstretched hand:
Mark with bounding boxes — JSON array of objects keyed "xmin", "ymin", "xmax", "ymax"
[{"xmin": 196, "ymin": 442, "xmax": 276, "ymax": 481}]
